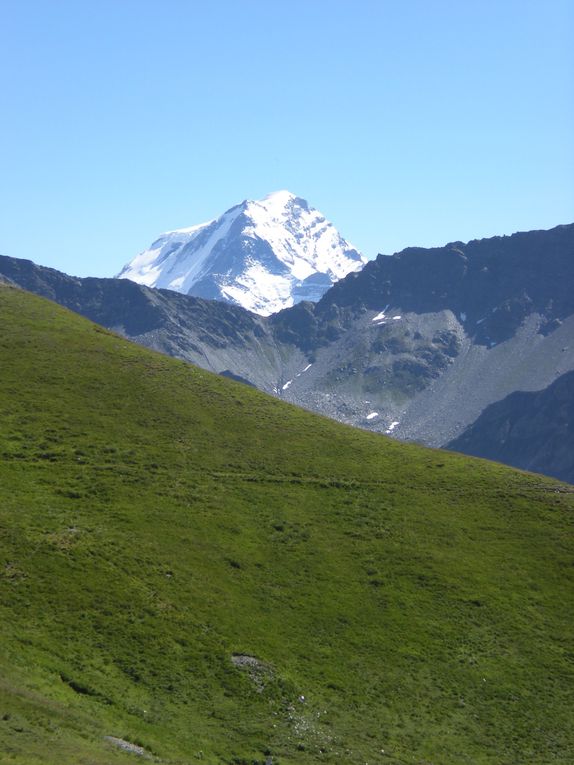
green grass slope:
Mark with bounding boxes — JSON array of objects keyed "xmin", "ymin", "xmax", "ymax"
[{"xmin": 0, "ymin": 284, "xmax": 572, "ymax": 765}]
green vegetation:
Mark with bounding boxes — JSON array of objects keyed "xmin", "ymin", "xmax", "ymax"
[{"xmin": 0, "ymin": 284, "xmax": 572, "ymax": 764}]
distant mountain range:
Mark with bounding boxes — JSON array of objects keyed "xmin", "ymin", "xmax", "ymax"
[
  {"xmin": 1, "ymin": 222, "xmax": 572, "ymax": 483},
  {"xmin": 117, "ymin": 191, "xmax": 366, "ymax": 315}
]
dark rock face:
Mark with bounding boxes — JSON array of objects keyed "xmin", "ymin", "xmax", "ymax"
[
  {"xmin": 0, "ymin": 256, "xmax": 164, "ymax": 335},
  {"xmin": 265, "ymin": 224, "xmax": 574, "ymax": 463},
  {"xmin": 310, "ymin": 223, "xmax": 574, "ymax": 347},
  {"xmin": 448, "ymin": 371, "xmax": 574, "ymax": 485}
]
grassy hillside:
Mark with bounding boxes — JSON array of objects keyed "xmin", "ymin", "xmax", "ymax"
[{"xmin": 0, "ymin": 284, "xmax": 572, "ymax": 765}]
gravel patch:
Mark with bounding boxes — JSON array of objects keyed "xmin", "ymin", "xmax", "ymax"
[{"xmin": 104, "ymin": 736, "xmax": 150, "ymax": 758}]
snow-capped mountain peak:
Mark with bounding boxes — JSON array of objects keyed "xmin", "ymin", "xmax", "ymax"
[{"xmin": 117, "ymin": 192, "xmax": 366, "ymax": 315}]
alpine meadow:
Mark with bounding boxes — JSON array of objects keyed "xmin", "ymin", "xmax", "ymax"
[{"xmin": 1, "ymin": 283, "xmax": 572, "ymax": 765}]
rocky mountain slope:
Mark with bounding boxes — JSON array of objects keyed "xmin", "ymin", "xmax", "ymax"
[
  {"xmin": 1, "ymin": 222, "xmax": 572, "ymax": 482},
  {"xmin": 117, "ymin": 190, "xmax": 365, "ymax": 315},
  {"xmin": 448, "ymin": 369, "xmax": 574, "ymax": 484},
  {"xmin": 269, "ymin": 223, "xmax": 574, "ymax": 447},
  {"xmin": 1, "ymin": 282, "xmax": 573, "ymax": 764}
]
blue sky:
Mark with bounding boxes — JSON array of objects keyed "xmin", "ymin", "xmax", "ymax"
[{"xmin": 1, "ymin": 0, "xmax": 573, "ymax": 277}]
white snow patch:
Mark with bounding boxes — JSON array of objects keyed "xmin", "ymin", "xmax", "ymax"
[
  {"xmin": 282, "ymin": 380, "xmax": 293, "ymax": 391},
  {"xmin": 220, "ymin": 259, "xmax": 294, "ymax": 315},
  {"xmin": 392, "ymin": 315, "xmax": 402, "ymax": 320},
  {"xmin": 385, "ymin": 421, "xmax": 400, "ymax": 434},
  {"xmin": 366, "ymin": 412, "xmax": 379, "ymax": 420},
  {"xmin": 242, "ymin": 191, "xmax": 365, "ymax": 283},
  {"xmin": 295, "ymin": 363, "xmax": 313, "ymax": 379},
  {"xmin": 372, "ymin": 305, "xmax": 390, "ymax": 324},
  {"xmin": 118, "ymin": 208, "xmax": 239, "ymax": 293},
  {"xmin": 167, "ymin": 219, "xmax": 216, "ymax": 236}
]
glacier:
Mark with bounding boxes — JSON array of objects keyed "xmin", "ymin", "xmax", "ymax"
[{"xmin": 117, "ymin": 191, "xmax": 366, "ymax": 315}]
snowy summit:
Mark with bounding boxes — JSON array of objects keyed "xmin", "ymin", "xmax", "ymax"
[{"xmin": 117, "ymin": 191, "xmax": 366, "ymax": 315}]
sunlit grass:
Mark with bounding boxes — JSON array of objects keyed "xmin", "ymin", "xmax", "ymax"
[{"xmin": 0, "ymin": 285, "xmax": 572, "ymax": 764}]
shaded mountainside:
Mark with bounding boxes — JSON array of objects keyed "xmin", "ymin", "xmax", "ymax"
[
  {"xmin": 448, "ymin": 370, "xmax": 574, "ymax": 484},
  {"xmin": 1, "ymin": 283, "xmax": 573, "ymax": 765},
  {"xmin": 1, "ymin": 222, "xmax": 573, "ymax": 481},
  {"xmin": 310, "ymin": 223, "xmax": 574, "ymax": 345}
]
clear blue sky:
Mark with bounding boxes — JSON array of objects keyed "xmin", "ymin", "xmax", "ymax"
[{"xmin": 1, "ymin": 0, "xmax": 573, "ymax": 277}]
